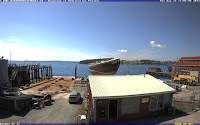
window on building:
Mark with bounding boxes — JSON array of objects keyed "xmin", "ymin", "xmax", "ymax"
[
  {"xmin": 157, "ymin": 95, "xmax": 164, "ymax": 109},
  {"xmin": 150, "ymin": 96, "xmax": 157, "ymax": 111},
  {"xmin": 183, "ymin": 67, "xmax": 185, "ymax": 70},
  {"xmin": 180, "ymin": 67, "xmax": 182, "ymax": 71},
  {"xmin": 176, "ymin": 67, "xmax": 178, "ymax": 72},
  {"xmin": 150, "ymin": 95, "xmax": 164, "ymax": 111},
  {"xmin": 191, "ymin": 60, "xmax": 193, "ymax": 63},
  {"xmin": 187, "ymin": 67, "xmax": 190, "ymax": 71},
  {"xmin": 121, "ymin": 97, "xmax": 140, "ymax": 115}
]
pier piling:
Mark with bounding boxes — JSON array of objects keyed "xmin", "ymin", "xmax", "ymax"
[{"xmin": 8, "ymin": 64, "xmax": 53, "ymax": 88}]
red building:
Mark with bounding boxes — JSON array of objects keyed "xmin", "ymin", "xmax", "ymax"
[
  {"xmin": 172, "ymin": 56, "xmax": 200, "ymax": 84},
  {"xmin": 147, "ymin": 67, "xmax": 161, "ymax": 72},
  {"xmin": 87, "ymin": 75, "xmax": 175, "ymax": 123}
]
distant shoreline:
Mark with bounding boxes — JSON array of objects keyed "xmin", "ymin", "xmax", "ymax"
[
  {"xmin": 9, "ymin": 60, "xmax": 79, "ymax": 63},
  {"xmin": 79, "ymin": 59, "xmax": 174, "ymax": 65}
]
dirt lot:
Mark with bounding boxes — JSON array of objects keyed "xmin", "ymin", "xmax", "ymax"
[
  {"xmin": 170, "ymin": 82, "xmax": 200, "ymax": 102},
  {"xmin": 21, "ymin": 76, "xmax": 75, "ymax": 95},
  {"xmin": 0, "ymin": 77, "xmax": 87, "ymax": 123}
]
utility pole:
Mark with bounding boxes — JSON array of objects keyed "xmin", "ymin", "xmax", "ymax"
[
  {"xmin": 75, "ymin": 65, "xmax": 77, "ymax": 79},
  {"xmin": 10, "ymin": 51, "xmax": 12, "ymax": 63}
]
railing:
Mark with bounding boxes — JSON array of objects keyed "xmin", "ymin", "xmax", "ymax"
[{"xmin": 172, "ymin": 91, "xmax": 200, "ymax": 112}]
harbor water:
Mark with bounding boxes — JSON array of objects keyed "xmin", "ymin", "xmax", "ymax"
[{"xmin": 10, "ymin": 61, "xmax": 171, "ymax": 79}]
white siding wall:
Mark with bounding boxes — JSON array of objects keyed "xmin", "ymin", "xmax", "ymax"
[
  {"xmin": 164, "ymin": 93, "xmax": 173, "ymax": 108},
  {"xmin": 121, "ymin": 97, "xmax": 140, "ymax": 115},
  {"xmin": 93, "ymin": 99, "xmax": 96, "ymax": 123}
]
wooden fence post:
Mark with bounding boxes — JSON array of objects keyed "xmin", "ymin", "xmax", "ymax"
[{"xmin": 51, "ymin": 66, "xmax": 52, "ymax": 78}]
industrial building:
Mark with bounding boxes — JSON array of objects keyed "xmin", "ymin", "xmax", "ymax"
[
  {"xmin": 87, "ymin": 75, "xmax": 176, "ymax": 123},
  {"xmin": 0, "ymin": 58, "xmax": 53, "ymax": 112},
  {"xmin": 172, "ymin": 56, "xmax": 200, "ymax": 84},
  {"xmin": 0, "ymin": 58, "xmax": 9, "ymax": 94}
]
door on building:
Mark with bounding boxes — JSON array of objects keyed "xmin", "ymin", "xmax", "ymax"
[
  {"xmin": 109, "ymin": 100, "xmax": 118, "ymax": 120},
  {"xmin": 140, "ymin": 97, "xmax": 150, "ymax": 116}
]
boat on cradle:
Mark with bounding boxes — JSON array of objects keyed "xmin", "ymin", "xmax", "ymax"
[{"xmin": 88, "ymin": 58, "xmax": 120, "ymax": 75}]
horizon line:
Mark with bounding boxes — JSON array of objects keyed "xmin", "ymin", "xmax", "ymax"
[{"xmin": 6, "ymin": 59, "xmax": 176, "ymax": 62}]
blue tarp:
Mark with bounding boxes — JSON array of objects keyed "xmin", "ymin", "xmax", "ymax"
[{"xmin": 160, "ymin": 78, "xmax": 172, "ymax": 87}]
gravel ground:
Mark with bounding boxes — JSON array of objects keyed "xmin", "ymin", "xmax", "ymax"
[
  {"xmin": 0, "ymin": 86, "xmax": 87, "ymax": 123},
  {"xmin": 163, "ymin": 111, "xmax": 200, "ymax": 123},
  {"xmin": 121, "ymin": 111, "xmax": 200, "ymax": 123},
  {"xmin": 168, "ymin": 81, "xmax": 200, "ymax": 101}
]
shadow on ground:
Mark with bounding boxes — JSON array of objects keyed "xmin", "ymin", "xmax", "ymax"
[
  {"xmin": 106, "ymin": 111, "xmax": 189, "ymax": 123},
  {"xmin": 124, "ymin": 113, "xmax": 189, "ymax": 123},
  {"xmin": 0, "ymin": 109, "xmax": 30, "ymax": 119}
]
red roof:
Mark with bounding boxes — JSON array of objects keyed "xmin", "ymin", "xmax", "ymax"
[
  {"xmin": 172, "ymin": 56, "xmax": 200, "ymax": 66},
  {"xmin": 179, "ymin": 57, "xmax": 200, "ymax": 60},
  {"xmin": 172, "ymin": 62, "xmax": 200, "ymax": 66}
]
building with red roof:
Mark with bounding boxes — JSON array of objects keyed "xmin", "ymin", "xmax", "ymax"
[{"xmin": 172, "ymin": 56, "xmax": 200, "ymax": 84}]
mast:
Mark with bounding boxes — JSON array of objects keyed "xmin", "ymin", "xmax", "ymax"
[{"xmin": 10, "ymin": 51, "xmax": 11, "ymax": 63}]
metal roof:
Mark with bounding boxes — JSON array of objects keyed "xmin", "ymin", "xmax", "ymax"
[
  {"xmin": 179, "ymin": 57, "xmax": 200, "ymax": 60},
  {"xmin": 88, "ymin": 74, "xmax": 176, "ymax": 99}
]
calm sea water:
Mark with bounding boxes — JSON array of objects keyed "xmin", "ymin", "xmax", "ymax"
[{"xmin": 10, "ymin": 61, "xmax": 170, "ymax": 79}]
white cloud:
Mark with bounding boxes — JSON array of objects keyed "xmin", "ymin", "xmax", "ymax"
[
  {"xmin": 150, "ymin": 41, "xmax": 166, "ymax": 48},
  {"xmin": 117, "ymin": 49, "xmax": 128, "ymax": 53},
  {"xmin": 100, "ymin": 49, "xmax": 173, "ymax": 61},
  {"xmin": 0, "ymin": 38, "xmax": 96, "ymax": 61}
]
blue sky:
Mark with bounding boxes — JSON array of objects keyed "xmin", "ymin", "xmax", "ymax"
[{"xmin": 0, "ymin": 3, "xmax": 200, "ymax": 61}]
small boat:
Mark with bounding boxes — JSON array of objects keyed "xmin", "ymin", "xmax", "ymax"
[
  {"xmin": 88, "ymin": 58, "xmax": 120, "ymax": 75},
  {"xmin": 147, "ymin": 67, "xmax": 161, "ymax": 72}
]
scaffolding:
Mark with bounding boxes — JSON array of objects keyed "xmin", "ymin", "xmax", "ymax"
[{"xmin": 8, "ymin": 64, "xmax": 53, "ymax": 88}]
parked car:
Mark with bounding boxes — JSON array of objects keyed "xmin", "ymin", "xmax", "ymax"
[{"xmin": 68, "ymin": 92, "xmax": 81, "ymax": 103}]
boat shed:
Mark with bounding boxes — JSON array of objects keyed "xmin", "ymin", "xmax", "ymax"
[{"xmin": 87, "ymin": 74, "xmax": 176, "ymax": 123}]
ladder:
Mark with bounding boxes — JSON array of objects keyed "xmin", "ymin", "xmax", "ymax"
[{"xmin": 10, "ymin": 67, "xmax": 18, "ymax": 81}]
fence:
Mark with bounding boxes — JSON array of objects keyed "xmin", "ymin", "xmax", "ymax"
[
  {"xmin": 172, "ymin": 90, "xmax": 200, "ymax": 112},
  {"xmin": 74, "ymin": 79, "xmax": 88, "ymax": 87}
]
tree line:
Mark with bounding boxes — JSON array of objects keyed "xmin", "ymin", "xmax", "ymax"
[{"xmin": 120, "ymin": 60, "xmax": 175, "ymax": 65}]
